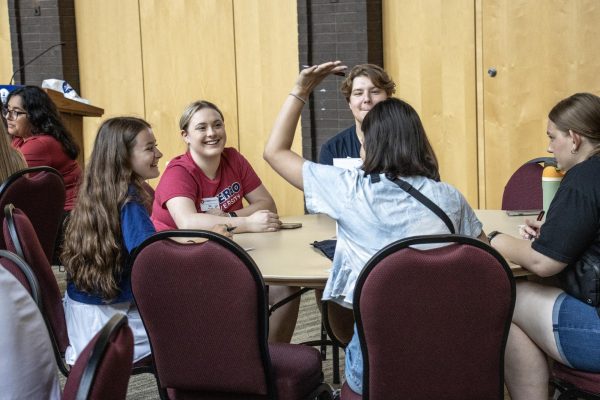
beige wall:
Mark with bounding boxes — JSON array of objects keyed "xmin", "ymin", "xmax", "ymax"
[
  {"xmin": 383, "ymin": 0, "xmax": 600, "ymax": 209},
  {"xmin": 0, "ymin": 1, "xmax": 12, "ymax": 82},
  {"xmin": 74, "ymin": 0, "xmax": 304, "ymax": 216},
  {"xmin": 383, "ymin": 0, "xmax": 478, "ymax": 206},
  {"xmin": 479, "ymin": 0, "xmax": 600, "ymax": 208}
]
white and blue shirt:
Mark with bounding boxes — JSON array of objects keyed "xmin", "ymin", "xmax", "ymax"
[{"xmin": 303, "ymin": 160, "xmax": 482, "ymax": 308}]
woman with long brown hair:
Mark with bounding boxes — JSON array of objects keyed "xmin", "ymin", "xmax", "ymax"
[{"xmin": 61, "ymin": 117, "xmax": 162, "ymax": 364}]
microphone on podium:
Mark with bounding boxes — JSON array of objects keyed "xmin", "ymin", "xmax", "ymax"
[{"xmin": 9, "ymin": 42, "xmax": 66, "ymax": 85}]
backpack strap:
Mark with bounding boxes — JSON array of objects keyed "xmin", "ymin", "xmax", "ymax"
[{"xmin": 378, "ymin": 174, "xmax": 456, "ymax": 234}]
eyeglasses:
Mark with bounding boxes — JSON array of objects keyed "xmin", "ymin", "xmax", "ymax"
[{"xmin": 1, "ymin": 107, "xmax": 28, "ymax": 120}]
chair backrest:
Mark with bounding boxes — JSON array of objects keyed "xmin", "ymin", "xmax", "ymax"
[
  {"xmin": 0, "ymin": 263, "xmax": 61, "ymax": 400},
  {"xmin": 354, "ymin": 234, "xmax": 515, "ymax": 400},
  {"xmin": 63, "ymin": 314, "xmax": 134, "ymax": 400},
  {"xmin": 0, "ymin": 249, "xmax": 41, "ymax": 308},
  {"xmin": 502, "ymin": 157, "xmax": 555, "ymax": 211},
  {"xmin": 2, "ymin": 205, "xmax": 70, "ymax": 359},
  {"xmin": 0, "ymin": 166, "xmax": 66, "ymax": 263},
  {"xmin": 131, "ymin": 230, "xmax": 275, "ymax": 397}
]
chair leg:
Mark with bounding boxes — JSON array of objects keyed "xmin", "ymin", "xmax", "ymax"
[
  {"xmin": 154, "ymin": 376, "xmax": 169, "ymax": 400},
  {"xmin": 306, "ymin": 382, "xmax": 334, "ymax": 400},
  {"xmin": 332, "ymin": 342, "xmax": 340, "ymax": 384},
  {"xmin": 320, "ymin": 322, "xmax": 328, "ymax": 360}
]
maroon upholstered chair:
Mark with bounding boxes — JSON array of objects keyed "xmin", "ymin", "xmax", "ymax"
[
  {"xmin": 501, "ymin": 157, "xmax": 555, "ymax": 211},
  {"xmin": 3, "ymin": 204, "xmax": 154, "ymax": 378},
  {"xmin": 63, "ymin": 314, "xmax": 134, "ymax": 400},
  {"xmin": 130, "ymin": 230, "xmax": 334, "ymax": 400},
  {"xmin": 0, "ymin": 166, "xmax": 65, "ymax": 264},
  {"xmin": 0, "ymin": 249, "xmax": 41, "ymax": 307},
  {"xmin": 552, "ymin": 362, "xmax": 600, "ymax": 399},
  {"xmin": 4, "ymin": 204, "xmax": 70, "ymax": 376},
  {"xmin": 340, "ymin": 234, "xmax": 515, "ymax": 400}
]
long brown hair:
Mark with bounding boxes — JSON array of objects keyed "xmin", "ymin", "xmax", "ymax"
[
  {"xmin": 0, "ymin": 122, "xmax": 26, "ymax": 182},
  {"xmin": 361, "ymin": 97, "xmax": 440, "ymax": 181},
  {"xmin": 61, "ymin": 117, "xmax": 151, "ymax": 300}
]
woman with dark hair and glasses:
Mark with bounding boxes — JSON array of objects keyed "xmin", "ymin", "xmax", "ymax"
[
  {"xmin": 264, "ymin": 61, "xmax": 486, "ymax": 394},
  {"xmin": 3, "ymin": 86, "xmax": 82, "ymax": 263}
]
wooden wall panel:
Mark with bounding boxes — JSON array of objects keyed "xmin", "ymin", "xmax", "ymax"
[
  {"xmin": 233, "ymin": 0, "xmax": 304, "ymax": 216},
  {"xmin": 382, "ymin": 0, "xmax": 479, "ymax": 206},
  {"xmin": 74, "ymin": 0, "xmax": 145, "ymax": 163},
  {"xmin": 481, "ymin": 0, "xmax": 600, "ymax": 208},
  {"xmin": 0, "ymin": 1, "xmax": 12, "ymax": 82},
  {"xmin": 139, "ymin": 0, "xmax": 238, "ymax": 188},
  {"xmin": 74, "ymin": 0, "xmax": 300, "ymax": 214}
]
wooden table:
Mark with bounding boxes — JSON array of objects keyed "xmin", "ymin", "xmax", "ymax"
[{"xmin": 234, "ymin": 210, "xmax": 531, "ymax": 288}]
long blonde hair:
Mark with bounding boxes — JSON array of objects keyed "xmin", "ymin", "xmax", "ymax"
[
  {"xmin": 61, "ymin": 117, "xmax": 151, "ymax": 300},
  {"xmin": 0, "ymin": 122, "xmax": 26, "ymax": 182}
]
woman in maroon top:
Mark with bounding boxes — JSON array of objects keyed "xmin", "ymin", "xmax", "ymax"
[{"xmin": 3, "ymin": 86, "xmax": 82, "ymax": 262}]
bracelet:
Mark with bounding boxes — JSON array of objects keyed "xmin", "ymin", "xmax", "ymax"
[
  {"xmin": 289, "ymin": 93, "xmax": 307, "ymax": 105},
  {"xmin": 228, "ymin": 211, "xmax": 238, "ymax": 218},
  {"xmin": 487, "ymin": 230, "xmax": 502, "ymax": 243}
]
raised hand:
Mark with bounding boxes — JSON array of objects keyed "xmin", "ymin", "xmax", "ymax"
[{"xmin": 292, "ymin": 61, "xmax": 347, "ymax": 98}]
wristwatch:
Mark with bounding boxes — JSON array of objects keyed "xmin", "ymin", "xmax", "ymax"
[
  {"xmin": 487, "ymin": 230, "xmax": 502, "ymax": 243},
  {"xmin": 228, "ymin": 211, "xmax": 238, "ymax": 218}
]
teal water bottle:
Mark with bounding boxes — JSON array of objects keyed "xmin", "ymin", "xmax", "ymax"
[{"xmin": 542, "ymin": 166, "xmax": 564, "ymax": 212}]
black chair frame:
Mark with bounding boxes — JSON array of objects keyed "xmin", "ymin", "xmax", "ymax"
[
  {"xmin": 75, "ymin": 314, "xmax": 129, "ymax": 400},
  {"xmin": 528, "ymin": 156, "xmax": 556, "ymax": 167},
  {"xmin": 0, "ymin": 166, "xmax": 63, "ymax": 194},
  {"xmin": 269, "ymin": 287, "xmax": 343, "ymax": 384},
  {"xmin": 0, "ymin": 248, "xmax": 42, "ymax": 307},
  {"xmin": 5, "ymin": 204, "xmax": 24, "ymax": 258},
  {"xmin": 352, "ymin": 234, "xmax": 516, "ymax": 399},
  {"xmin": 131, "ymin": 229, "xmax": 279, "ymax": 400}
]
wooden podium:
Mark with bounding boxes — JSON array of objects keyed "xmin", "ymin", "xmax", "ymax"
[{"xmin": 43, "ymin": 88, "xmax": 103, "ymax": 166}]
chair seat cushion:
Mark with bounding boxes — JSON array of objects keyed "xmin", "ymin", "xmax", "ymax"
[
  {"xmin": 166, "ymin": 344, "xmax": 323, "ymax": 400},
  {"xmin": 553, "ymin": 362, "xmax": 600, "ymax": 394},
  {"xmin": 269, "ymin": 343, "xmax": 323, "ymax": 400},
  {"xmin": 340, "ymin": 382, "xmax": 361, "ymax": 399}
]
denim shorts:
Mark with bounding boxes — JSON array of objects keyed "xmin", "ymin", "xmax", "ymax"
[
  {"xmin": 553, "ymin": 292, "xmax": 600, "ymax": 372},
  {"xmin": 344, "ymin": 325, "xmax": 364, "ymax": 394}
]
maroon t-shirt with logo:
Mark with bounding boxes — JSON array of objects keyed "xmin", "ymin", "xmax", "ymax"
[{"xmin": 151, "ymin": 148, "xmax": 262, "ymax": 231}]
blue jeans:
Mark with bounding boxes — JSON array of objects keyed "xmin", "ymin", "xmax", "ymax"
[
  {"xmin": 345, "ymin": 324, "xmax": 363, "ymax": 394},
  {"xmin": 553, "ymin": 292, "xmax": 600, "ymax": 372}
]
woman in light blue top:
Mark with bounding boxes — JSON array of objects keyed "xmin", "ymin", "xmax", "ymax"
[{"xmin": 264, "ymin": 61, "xmax": 486, "ymax": 394}]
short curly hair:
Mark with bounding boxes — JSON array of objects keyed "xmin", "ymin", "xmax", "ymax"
[{"xmin": 340, "ymin": 64, "xmax": 396, "ymax": 102}]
